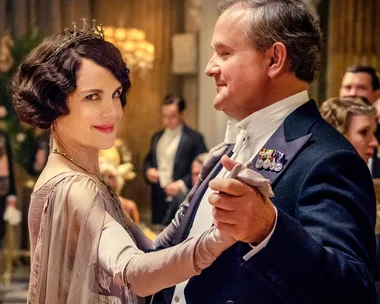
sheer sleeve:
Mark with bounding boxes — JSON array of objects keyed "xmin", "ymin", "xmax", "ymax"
[
  {"xmin": 98, "ymin": 220, "xmax": 235, "ymax": 297},
  {"xmin": 65, "ymin": 175, "xmax": 235, "ymax": 297}
]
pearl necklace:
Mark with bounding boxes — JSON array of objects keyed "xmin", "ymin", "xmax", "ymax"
[{"xmin": 50, "ymin": 148, "xmax": 104, "ymax": 183}]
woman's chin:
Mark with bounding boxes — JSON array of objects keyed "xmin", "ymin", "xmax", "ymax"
[{"xmin": 98, "ymin": 140, "xmax": 116, "ymax": 151}]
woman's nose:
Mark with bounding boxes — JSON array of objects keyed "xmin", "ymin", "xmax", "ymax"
[{"xmin": 100, "ymin": 100, "xmax": 117, "ymax": 118}]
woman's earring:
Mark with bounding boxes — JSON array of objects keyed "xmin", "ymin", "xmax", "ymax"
[{"xmin": 49, "ymin": 126, "xmax": 53, "ymax": 152}]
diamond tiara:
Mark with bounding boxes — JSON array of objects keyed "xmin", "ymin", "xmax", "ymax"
[{"xmin": 53, "ymin": 17, "xmax": 105, "ymax": 55}]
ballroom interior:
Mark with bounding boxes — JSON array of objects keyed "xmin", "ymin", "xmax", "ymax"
[{"xmin": 0, "ymin": 0, "xmax": 380, "ymax": 302}]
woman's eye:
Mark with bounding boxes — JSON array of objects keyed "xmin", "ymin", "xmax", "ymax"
[
  {"xmin": 113, "ymin": 90, "xmax": 122, "ymax": 98},
  {"xmin": 85, "ymin": 93, "xmax": 99, "ymax": 101}
]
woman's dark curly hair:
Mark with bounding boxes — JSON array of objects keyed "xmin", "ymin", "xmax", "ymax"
[{"xmin": 12, "ymin": 31, "xmax": 130, "ymax": 129}]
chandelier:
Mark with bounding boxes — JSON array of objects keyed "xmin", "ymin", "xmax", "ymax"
[{"xmin": 103, "ymin": 26, "xmax": 155, "ymax": 77}]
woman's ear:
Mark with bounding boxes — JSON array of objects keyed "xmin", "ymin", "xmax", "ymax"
[{"xmin": 266, "ymin": 42, "xmax": 287, "ymax": 78}]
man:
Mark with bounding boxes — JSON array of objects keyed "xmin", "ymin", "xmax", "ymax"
[
  {"xmin": 153, "ymin": 1, "xmax": 376, "ymax": 303},
  {"xmin": 144, "ymin": 94, "xmax": 207, "ymax": 225},
  {"xmin": 0, "ymin": 129, "xmax": 16, "ymax": 248},
  {"xmin": 340, "ymin": 65, "xmax": 380, "ymax": 104},
  {"xmin": 340, "ymin": 66, "xmax": 380, "ymax": 178}
]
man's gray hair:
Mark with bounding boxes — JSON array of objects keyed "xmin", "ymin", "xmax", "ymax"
[{"xmin": 217, "ymin": 0, "xmax": 322, "ymax": 83}]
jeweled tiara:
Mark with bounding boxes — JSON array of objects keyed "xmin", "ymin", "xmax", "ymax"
[{"xmin": 53, "ymin": 17, "xmax": 104, "ymax": 55}]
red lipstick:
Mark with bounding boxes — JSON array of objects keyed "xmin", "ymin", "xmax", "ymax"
[{"xmin": 93, "ymin": 124, "xmax": 115, "ymax": 134}]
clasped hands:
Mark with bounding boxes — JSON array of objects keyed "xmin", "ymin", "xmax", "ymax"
[
  {"xmin": 146, "ymin": 168, "xmax": 183, "ymax": 196},
  {"xmin": 209, "ymin": 155, "xmax": 276, "ymax": 244}
]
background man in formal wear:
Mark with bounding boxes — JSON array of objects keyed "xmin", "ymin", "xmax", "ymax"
[
  {"xmin": 340, "ymin": 65, "xmax": 380, "ymax": 104},
  {"xmin": 153, "ymin": 1, "xmax": 376, "ymax": 303},
  {"xmin": 144, "ymin": 94, "xmax": 207, "ymax": 226},
  {"xmin": 0, "ymin": 129, "xmax": 16, "ymax": 248},
  {"xmin": 339, "ymin": 65, "xmax": 380, "ymax": 177}
]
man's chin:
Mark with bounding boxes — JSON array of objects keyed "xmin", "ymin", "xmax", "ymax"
[{"xmin": 213, "ymin": 96, "xmax": 226, "ymax": 111}]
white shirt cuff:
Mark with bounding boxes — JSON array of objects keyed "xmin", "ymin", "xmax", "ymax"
[
  {"xmin": 178, "ymin": 180, "xmax": 188, "ymax": 194},
  {"xmin": 243, "ymin": 206, "xmax": 278, "ymax": 261}
]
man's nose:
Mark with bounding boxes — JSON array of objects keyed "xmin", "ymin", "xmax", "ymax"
[
  {"xmin": 370, "ymin": 135, "xmax": 379, "ymax": 148},
  {"xmin": 205, "ymin": 56, "xmax": 219, "ymax": 77},
  {"xmin": 349, "ymin": 88, "xmax": 358, "ymax": 96}
]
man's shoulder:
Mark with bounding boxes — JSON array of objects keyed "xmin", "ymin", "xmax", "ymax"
[
  {"xmin": 152, "ymin": 129, "xmax": 165, "ymax": 139},
  {"xmin": 287, "ymin": 117, "xmax": 364, "ymax": 177},
  {"xmin": 309, "ymin": 117, "xmax": 355, "ymax": 152},
  {"xmin": 183, "ymin": 125, "xmax": 204, "ymax": 138}
]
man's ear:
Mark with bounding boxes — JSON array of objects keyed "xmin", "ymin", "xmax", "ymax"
[{"xmin": 266, "ymin": 42, "xmax": 287, "ymax": 78}]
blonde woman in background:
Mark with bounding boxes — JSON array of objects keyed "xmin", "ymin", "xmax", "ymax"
[
  {"xmin": 100, "ymin": 159, "xmax": 140, "ymax": 225},
  {"xmin": 320, "ymin": 96, "xmax": 378, "ymax": 164}
]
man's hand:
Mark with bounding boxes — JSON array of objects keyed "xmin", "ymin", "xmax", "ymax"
[
  {"xmin": 164, "ymin": 180, "xmax": 183, "ymax": 196},
  {"xmin": 146, "ymin": 168, "xmax": 159, "ymax": 183},
  {"xmin": 209, "ymin": 156, "xmax": 276, "ymax": 244}
]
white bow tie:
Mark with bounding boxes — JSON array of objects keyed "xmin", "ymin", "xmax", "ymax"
[{"xmin": 233, "ymin": 128, "xmax": 248, "ymax": 154}]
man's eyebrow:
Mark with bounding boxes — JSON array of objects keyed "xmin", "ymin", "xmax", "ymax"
[{"xmin": 211, "ymin": 42, "xmax": 229, "ymax": 50}]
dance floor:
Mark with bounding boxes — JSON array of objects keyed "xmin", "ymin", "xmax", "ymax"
[{"xmin": 0, "ymin": 266, "xmax": 29, "ymax": 304}]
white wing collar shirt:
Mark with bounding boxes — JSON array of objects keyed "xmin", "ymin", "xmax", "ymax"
[
  {"xmin": 171, "ymin": 90, "xmax": 309, "ymax": 304},
  {"xmin": 156, "ymin": 124, "xmax": 183, "ymax": 189}
]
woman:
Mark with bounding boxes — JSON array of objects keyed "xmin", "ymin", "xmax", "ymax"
[
  {"xmin": 12, "ymin": 19, "xmax": 236, "ymax": 303},
  {"xmin": 320, "ymin": 96, "xmax": 378, "ymax": 164}
]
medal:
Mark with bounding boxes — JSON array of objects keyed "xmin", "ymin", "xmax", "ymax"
[
  {"xmin": 263, "ymin": 158, "xmax": 271, "ymax": 169},
  {"xmin": 273, "ymin": 151, "xmax": 285, "ymax": 172},
  {"xmin": 274, "ymin": 162, "xmax": 283, "ymax": 172},
  {"xmin": 255, "ymin": 158, "xmax": 264, "ymax": 169}
]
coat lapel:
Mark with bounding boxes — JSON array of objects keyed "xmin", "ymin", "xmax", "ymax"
[
  {"xmin": 152, "ymin": 130, "xmax": 164, "ymax": 167},
  {"xmin": 248, "ymin": 100, "xmax": 320, "ymax": 186},
  {"xmin": 174, "ymin": 126, "xmax": 189, "ymax": 167}
]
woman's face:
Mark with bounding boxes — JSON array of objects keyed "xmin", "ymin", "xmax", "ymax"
[
  {"xmin": 55, "ymin": 58, "xmax": 123, "ymax": 151},
  {"xmin": 345, "ymin": 115, "xmax": 378, "ymax": 163}
]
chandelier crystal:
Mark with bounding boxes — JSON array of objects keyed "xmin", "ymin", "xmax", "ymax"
[{"xmin": 104, "ymin": 26, "xmax": 155, "ymax": 77}]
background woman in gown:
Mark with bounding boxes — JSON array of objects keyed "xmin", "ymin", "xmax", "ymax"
[
  {"xmin": 12, "ymin": 19, "xmax": 236, "ymax": 303},
  {"xmin": 320, "ymin": 96, "xmax": 378, "ymax": 164}
]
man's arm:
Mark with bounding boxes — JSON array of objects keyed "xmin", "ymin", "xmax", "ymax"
[
  {"xmin": 211, "ymin": 151, "xmax": 376, "ymax": 303},
  {"xmin": 143, "ymin": 134, "xmax": 158, "ymax": 184}
]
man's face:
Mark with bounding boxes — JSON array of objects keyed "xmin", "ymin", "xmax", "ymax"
[
  {"xmin": 204, "ymin": 3, "xmax": 269, "ymax": 120},
  {"xmin": 161, "ymin": 104, "xmax": 183, "ymax": 130},
  {"xmin": 340, "ymin": 72, "xmax": 378, "ymax": 103}
]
